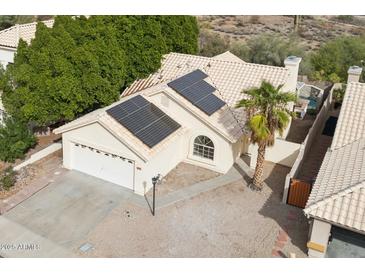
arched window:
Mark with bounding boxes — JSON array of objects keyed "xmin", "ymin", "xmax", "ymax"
[{"xmin": 193, "ymin": 136, "xmax": 215, "ymax": 160}]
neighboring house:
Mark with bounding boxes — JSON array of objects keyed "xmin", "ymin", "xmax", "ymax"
[
  {"xmin": 304, "ymin": 66, "xmax": 365, "ymax": 258},
  {"xmin": 54, "ymin": 52, "xmax": 302, "ymax": 195},
  {"xmin": 0, "ymin": 19, "xmax": 54, "ymax": 68}
]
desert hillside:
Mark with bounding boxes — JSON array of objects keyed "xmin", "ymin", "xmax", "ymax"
[{"xmin": 198, "ymin": 15, "xmax": 365, "ymax": 51}]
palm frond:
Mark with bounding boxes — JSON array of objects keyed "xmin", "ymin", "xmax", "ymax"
[{"xmin": 249, "ymin": 114, "xmax": 270, "ymax": 142}]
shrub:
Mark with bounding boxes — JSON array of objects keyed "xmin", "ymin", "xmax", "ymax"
[
  {"xmin": 310, "ymin": 36, "xmax": 365, "ymax": 83},
  {"xmin": 229, "ymin": 41, "xmax": 250, "ymax": 61},
  {"xmin": 333, "ymin": 85, "xmax": 346, "ymax": 104},
  {"xmin": 0, "ymin": 166, "xmax": 17, "ymax": 191},
  {"xmin": 0, "ymin": 117, "xmax": 37, "ymax": 163},
  {"xmin": 334, "ymin": 15, "xmax": 354, "ymax": 24},
  {"xmin": 199, "ymin": 30, "xmax": 230, "ymax": 57},
  {"xmin": 246, "ymin": 33, "xmax": 305, "ymax": 67}
]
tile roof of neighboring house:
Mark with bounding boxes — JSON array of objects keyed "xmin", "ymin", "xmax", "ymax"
[
  {"xmin": 304, "ymin": 138, "xmax": 365, "ymax": 233},
  {"xmin": 123, "ymin": 52, "xmax": 290, "ymax": 125},
  {"xmin": 0, "ymin": 20, "xmax": 54, "ymax": 48},
  {"xmin": 331, "ymin": 82, "xmax": 365, "ymax": 149},
  {"xmin": 304, "ymin": 82, "xmax": 365, "ymax": 233},
  {"xmin": 211, "ymin": 51, "xmax": 246, "ymax": 63}
]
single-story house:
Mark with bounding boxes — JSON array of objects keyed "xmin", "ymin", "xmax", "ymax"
[
  {"xmin": 54, "ymin": 52, "xmax": 302, "ymax": 195},
  {"xmin": 304, "ymin": 66, "xmax": 365, "ymax": 257}
]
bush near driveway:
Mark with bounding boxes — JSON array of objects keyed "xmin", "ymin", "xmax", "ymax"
[
  {"xmin": 0, "ymin": 166, "xmax": 17, "ymax": 191},
  {"xmin": 0, "ymin": 117, "xmax": 37, "ymax": 163}
]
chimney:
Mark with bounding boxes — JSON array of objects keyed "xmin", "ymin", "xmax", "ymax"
[
  {"xmin": 347, "ymin": 66, "xmax": 363, "ymax": 83},
  {"xmin": 284, "ymin": 56, "xmax": 302, "ymax": 92}
]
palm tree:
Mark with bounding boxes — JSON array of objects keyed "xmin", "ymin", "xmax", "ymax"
[{"xmin": 236, "ymin": 81, "xmax": 296, "ymax": 190}]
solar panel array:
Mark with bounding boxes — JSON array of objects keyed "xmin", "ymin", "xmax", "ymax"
[
  {"xmin": 107, "ymin": 95, "xmax": 181, "ymax": 148},
  {"xmin": 167, "ymin": 69, "xmax": 226, "ymax": 116}
]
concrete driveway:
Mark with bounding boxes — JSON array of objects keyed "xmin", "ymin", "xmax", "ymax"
[{"xmin": 2, "ymin": 170, "xmax": 139, "ymax": 255}]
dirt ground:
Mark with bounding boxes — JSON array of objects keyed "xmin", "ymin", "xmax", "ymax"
[
  {"xmin": 146, "ymin": 162, "xmax": 220, "ymax": 197},
  {"xmin": 198, "ymin": 15, "xmax": 365, "ymax": 51},
  {"xmin": 286, "ymin": 114, "xmax": 316, "ymax": 144},
  {"xmin": 79, "ymin": 162, "xmax": 309, "ymax": 258},
  {"xmin": 0, "ymin": 151, "xmax": 62, "ymax": 200}
]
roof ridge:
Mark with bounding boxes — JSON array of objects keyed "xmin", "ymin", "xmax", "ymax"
[
  {"xmin": 305, "ymin": 180, "xmax": 365, "ymax": 214},
  {"xmin": 0, "ymin": 19, "xmax": 54, "ymax": 34},
  {"xmin": 331, "ymin": 136, "xmax": 365, "ymax": 151},
  {"xmin": 166, "ymin": 52, "xmax": 289, "ymax": 71}
]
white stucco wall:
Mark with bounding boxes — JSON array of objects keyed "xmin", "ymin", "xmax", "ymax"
[
  {"xmin": 149, "ymin": 91, "xmax": 242, "ymax": 173},
  {"xmin": 248, "ymin": 138, "xmax": 301, "ymax": 168},
  {"xmin": 61, "ymin": 122, "xmax": 188, "ymax": 195},
  {"xmin": 308, "ymin": 219, "xmax": 332, "ymax": 258},
  {"xmin": 62, "ymin": 122, "xmax": 145, "ymax": 194},
  {"xmin": 59, "ymin": 88, "xmax": 247, "ymax": 195},
  {"xmin": 0, "ymin": 47, "xmax": 15, "ymax": 69}
]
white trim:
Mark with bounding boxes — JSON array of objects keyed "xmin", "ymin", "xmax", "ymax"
[
  {"xmin": 187, "ymin": 133, "xmax": 217, "ymax": 167},
  {"xmin": 57, "ymin": 120, "xmax": 149, "ymax": 162}
]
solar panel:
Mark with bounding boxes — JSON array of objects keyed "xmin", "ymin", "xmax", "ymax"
[
  {"xmin": 167, "ymin": 69, "xmax": 226, "ymax": 116},
  {"xmin": 194, "ymin": 94, "xmax": 226, "ymax": 116},
  {"xmin": 167, "ymin": 69, "xmax": 208, "ymax": 91},
  {"xmin": 106, "ymin": 95, "xmax": 181, "ymax": 148}
]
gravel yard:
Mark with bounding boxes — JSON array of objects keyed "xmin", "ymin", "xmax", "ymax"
[
  {"xmin": 79, "ymin": 162, "xmax": 309, "ymax": 258},
  {"xmin": 146, "ymin": 162, "xmax": 220, "ymax": 197},
  {"xmin": 0, "ymin": 151, "xmax": 62, "ymax": 200}
]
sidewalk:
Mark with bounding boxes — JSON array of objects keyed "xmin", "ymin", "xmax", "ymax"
[{"xmin": 137, "ymin": 157, "xmax": 253, "ymax": 210}]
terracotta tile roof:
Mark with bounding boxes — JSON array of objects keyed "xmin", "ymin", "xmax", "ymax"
[
  {"xmin": 56, "ymin": 52, "xmax": 290, "ymax": 158},
  {"xmin": 0, "ymin": 20, "xmax": 54, "ymax": 48},
  {"xmin": 305, "ymin": 82, "xmax": 365, "ymax": 233},
  {"xmin": 123, "ymin": 52, "xmax": 290, "ymax": 125},
  {"xmin": 211, "ymin": 51, "xmax": 246, "ymax": 63},
  {"xmin": 304, "ymin": 138, "xmax": 365, "ymax": 233},
  {"xmin": 54, "ymin": 93, "xmax": 188, "ymax": 161},
  {"xmin": 331, "ymin": 82, "xmax": 365, "ymax": 149}
]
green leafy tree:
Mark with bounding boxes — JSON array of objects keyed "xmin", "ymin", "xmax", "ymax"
[
  {"xmin": 2, "ymin": 16, "xmax": 126, "ymax": 126},
  {"xmin": 158, "ymin": 16, "xmax": 199, "ymax": 54},
  {"xmin": 310, "ymin": 36, "xmax": 365, "ymax": 82},
  {"xmin": 0, "ymin": 16, "xmax": 36, "ymax": 30},
  {"xmin": 1, "ymin": 16, "xmax": 199, "ymax": 127},
  {"xmin": 236, "ymin": 81, "xmax": 296, "ymax": 190},
  {"xmin": 247, "ymin": 34, "xmax": 305, "ymax": 67},
  {"xmin": 0, "ymin": 117, "xmax": 37, "ymax": 162},
  {"xmin": 0, "ymin": 16, "xmax": 16, "ymax": 30}
]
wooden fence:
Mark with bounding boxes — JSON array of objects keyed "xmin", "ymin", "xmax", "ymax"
[{"xmin": 287, "ymin": 179, "xmax": 312, "ymax": 208}]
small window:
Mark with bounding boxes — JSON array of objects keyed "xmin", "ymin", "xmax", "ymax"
[{"xmin": 193, "ymin": 136, "xmax": 214, "ymax": 160}]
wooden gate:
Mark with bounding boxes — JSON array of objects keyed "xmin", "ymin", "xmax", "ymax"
[{"xmin": 287, "ymin": 179, "xmax": 312, "ymax": 208}]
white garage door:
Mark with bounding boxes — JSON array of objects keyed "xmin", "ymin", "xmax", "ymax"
[{"xmin": 71, "ymin": 143, "xmax": 134, "ymax": 190}]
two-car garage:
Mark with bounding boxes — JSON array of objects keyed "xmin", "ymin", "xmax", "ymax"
[{"xmin": 71, "ymin": 143, "xmax": 135, "ymax": 191}]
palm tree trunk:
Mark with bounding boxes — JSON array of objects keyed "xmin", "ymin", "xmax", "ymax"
[
  {"xmin": 252, "ymin": 143, "xmax": 266, "ymax": 190},
  {"xmin": 294, "ymin": 15, "xmax": 301, "ymax": 33}
]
